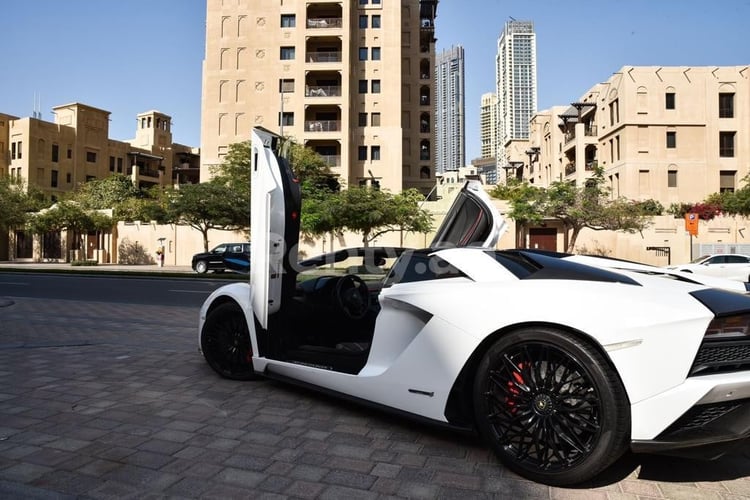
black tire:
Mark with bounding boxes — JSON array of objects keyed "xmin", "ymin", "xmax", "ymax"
[
  {"xmin": 194, "ymin": 260, "xmax": 208, "ymax": 274},
  {"xmin": 200, "ymin": 302, "xmax": 257, "ymax": 380},
  {"xmin": 473, "ymin": 327, "xmax": 630, "ymax": 486}
]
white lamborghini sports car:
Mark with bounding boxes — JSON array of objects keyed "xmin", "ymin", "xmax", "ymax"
[{"xmin": 198, "ymin": 128, "xmax": 750, "ymax": 486}]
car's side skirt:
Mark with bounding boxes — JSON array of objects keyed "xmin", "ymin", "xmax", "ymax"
[{"xmin": 260, "ymin": 368, "xmax": 476, "ymax": 435}]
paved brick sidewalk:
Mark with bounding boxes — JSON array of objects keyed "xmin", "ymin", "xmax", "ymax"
[{"xmin": 1, "ymin": 297, "xmax": 750, "ymax": 499}]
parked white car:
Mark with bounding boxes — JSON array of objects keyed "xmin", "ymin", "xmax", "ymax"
[
  {"xmin": 198, "ymin": 127, "xmax": 750, "ymax": 486},
  {"xmin": 667, "ymin": 253, "xmax": 750, "ymax": 283}
]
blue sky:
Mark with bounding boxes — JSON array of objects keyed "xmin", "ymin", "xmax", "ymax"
[{"xmin": 1, "ymin": 0, "xmax": 748, "ymax": 160}]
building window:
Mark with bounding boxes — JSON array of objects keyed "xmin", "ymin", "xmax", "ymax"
[
  {"xmin": 359, "ymin": 0, "xmax": 368, "ymax": 4},
  {"xmin": 667, "ymin": 170, "xmax": 677, "ymax": 188},
  {"xmin": 719, "ymin": 131, "xmax": 735, "ymax": 157},
  {"xmin": 359, "ymin": 47, "xmax": 368, "ymax": 61},
  {"xmin": 279, "ymin": 78, "xmax": 294, "ymax": 93},
  {"xmin": 86, "ymin": 151, "xmax": 97, "ymax": 163},
  {"xmin": 371, "ymin": 80, "xmax": 381, "ymax": 93},
  {"xmin": 280, "ymin": 112, "xmax": 294, "ymax": 126},
  {"xmin": 51, "ymin": 170, "xmax": 58, "ymax": 188},
  {"xmin": 372, "ymin": 0, "xmax": 380, "ymax": 4},
  {"xmin": 66, "ymin": 173, "xmax": 71, "ymax": 183},
  {"xmin": 608, "ymin": 99, "xmax": 619, "ymax": 126},
  {"xmin": 52, "ymin": 144, "xmax": 59, "ymax": 163},
  {"xmin": 358, "ymin": 113, "xmax": 368, "ymax": 127},
  {"xmin": 720, "ymin": 170, "xmax": 736, "ymax": 193},
  {"xmin": 358, "ymin": 80, "xmax": 368, "ymax": 93},
  {"xmin": 719, "ymin": 93, "xmax": 734, "ymax": 118},
  {"xmin": 280, "ymin": 46, "xmax": 295, "ymax": 60},
  {"xmin": 371, "ymin": 145, "xmax": 380, "ymax": 160},
  {"xmin": 371, "ymin": 112, "xmax": 381, "ymax": 126},
  {"xmin": 109, "ymin": 156, "xmax": 115, "ymax": 172},
  {"xmin": 372, "ymin": 15, "xmax": 381, "ymax": 28},
  {"xmin": 358, "ymin": 146, "xmax": 367, "ymax": 160},
  {"xmin": 666, "ymin": 131, "xmax": 676, "ymax": 149},
  {"xmin": 280, "ymin": 14, "xmax": 295, "ymax": 28},
  {"xmin": 67, "ymin": 148, "xmax": 72, "ymax": 159},
  {"xmin": 359, "ymin": 15, "xmax": 368, "ymax": 28},
  {"xmin": 665, "ymin": 92, "xmax": 675, "ymax": 110},
  {"xmin": 117, "ymin": 157, "xmax": 123, "ymax": 173},
  {"xmin": 11, "ymin": 142, "xmax": 16, "ymax": 160},
  {"xmin": 17, "ymin": 141, "xmax": 22, "ymax": 159},
  {"xmin": 371, "ymin": 47, "xmax": 381, "ymax": 60}
]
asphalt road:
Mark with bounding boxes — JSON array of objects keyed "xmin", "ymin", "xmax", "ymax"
[
  {"xmin": 0, "ymin": 273, "xmax": 749, "ymax": 498},
  {"xmin": 0, "ymin": 272, "xmax": 231, "ymax": 307}
]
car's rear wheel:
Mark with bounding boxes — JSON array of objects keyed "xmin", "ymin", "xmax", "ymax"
[
  {"xmin": 201, "ymin": 302, "xmax": 257, "ymax": 380},
  {"xmin": 473, "ymin": 327, "xmax": 630, "ymax": 486},
  {"xmin": 195, "ymin": 260, "xmax": 208, "ymax": 274}
]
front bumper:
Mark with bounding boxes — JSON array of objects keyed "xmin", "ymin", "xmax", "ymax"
[{"xmin": 631, "ymin": 396, "xmax": 750, "ymax": 459}]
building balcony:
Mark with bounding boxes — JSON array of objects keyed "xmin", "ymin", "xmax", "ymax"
[
  {"xmin": 306, "ymin": 17, "xmax": 342, "ymax": 29},
  {"xmin": 565, "ymin": 163, "xmax": 576, "ymax": 177},
  {"xmin": 585, "ymin": 161, "xmax": 598, "ymax": 171},
  {"xmin": 305, "ymin": 85, "xmax": 341, "ymax": 97},
  {"xmin": 320, "ymin": 155, "xmax": 341, "ymax": 167},
  {"xmin": 306, "ymin": 51, "xmax": 342, "ymax": 63},
  {"xmin": 564, "ymin": 130, "xmax": 576, "ymax": 144},
  {"xmin": 306, "ymin": 120, "xmax": 341, "ymax": 132}
]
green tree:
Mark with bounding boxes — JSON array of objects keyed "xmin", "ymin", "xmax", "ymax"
[
  {"xmin": 26, "ymin": 201, "xmax": 112, "ymax": 256},
  {"xmin": 0, "ymin": 176, "xmax": 43, "ymax": 230},
  {"xmin": 316, "ymin": 186, "xmax": 432, "ymax": 247},
  {"xmin": 71, "ymin": 174, "xmax": 140, "ymax": 209},
  {"xmin": 164, "ymin": 182, "xmax": 249, "ymax": 251},
  {"xmin": 210, "ymin": 141, "xmax": 251, "ymax": 200},
  {"xmin": 68, "ymin": 174, "xmax": 165, "ymax": 222},
  {"xmin": 492, "ymin": 169, "xmax": 654, "ymax": 252}
]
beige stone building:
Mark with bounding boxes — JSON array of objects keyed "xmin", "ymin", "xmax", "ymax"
[
  {"xmin": 527, "ymin": 65, "xmax": 749, "ymax": 199},
  {"xmin": 200, "ymin": 0, "xmax": 439, "ymax": 195},
  {"xmin": 0, "ymin": 103, "xmax": 200, "ymax": 261},
  {"xmin": 507, "ymin": 65, "xmax": 750, "ymax": 263}
]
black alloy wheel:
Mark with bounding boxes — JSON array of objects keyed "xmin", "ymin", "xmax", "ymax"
[
  {"xmin": 201, "ymin": 302, "xmax": 257, "ymax": 380},
  {"xmin": 473, "ymin": 327, "xmax": 630, "ymax": 486}
]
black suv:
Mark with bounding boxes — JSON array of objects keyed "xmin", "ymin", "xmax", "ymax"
[{"xmin": 191, "ymin": 243, "xmax": 250, "ymax": 274}]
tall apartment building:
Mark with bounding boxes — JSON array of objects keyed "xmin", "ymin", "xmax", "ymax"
[
  {"xmin": 471, "ymin": 92, "xmax": 499, "ymax": 184},
  {"xmin": 200, "ymin": 0, "xmax": 439, "ymax": 195},
  {"xmin": 495, "ymin": 20, "xmax": 537, "ymax": 150},
  {"xmin": 479, "ymin": 92, "xmax": 497, "ymax": 160},
  {"xmin": 434, "ymin": 45, "xmax": 464, "ymax": 174},
  {"xmin": 526, "ymin": 66, "xmax": 749, "ymax": 206}
]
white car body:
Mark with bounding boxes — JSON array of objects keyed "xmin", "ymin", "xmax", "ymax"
[
  {"xmin": 667, "ymin": 253, "xmax": 750, "ymax": 283},
  {"xmin": 198, "ymin": 128, "xmax": 750, "ymax": 486}
]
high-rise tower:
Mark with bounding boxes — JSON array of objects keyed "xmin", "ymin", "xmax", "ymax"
[
  {"xmin": 495, "ymin": 20, "xmax": 537, "ymax": 149},
  {"xmin": 434, "ymin": 45, "xmax": 465, "ymax": 174}
]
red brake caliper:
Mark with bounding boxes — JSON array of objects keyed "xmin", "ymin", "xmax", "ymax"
[{"xmin": 506, "ymin": 362, "xmax": 524, "ymax": 413}]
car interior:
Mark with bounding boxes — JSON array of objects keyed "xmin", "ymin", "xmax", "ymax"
[{"xmin": 267, "ymin": 248, "xmax": 405, "ymax": 374}]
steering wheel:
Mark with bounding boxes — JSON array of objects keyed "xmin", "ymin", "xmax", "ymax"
[{"xmin": 334, "ymin": 275, "xmax": 370, "ymax": 320}]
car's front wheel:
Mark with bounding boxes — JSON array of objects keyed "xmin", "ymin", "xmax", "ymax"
[
  {"xmin": 200, "ymin": 302, "xmax": 257, "ymax": 380},
  {"xmin": 194, "ymin": 260, "xmax": 208, "ymax": 274},
  {"xmin": 473, "ymin": 327, "xmax": 630, "ymax": 486}
]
